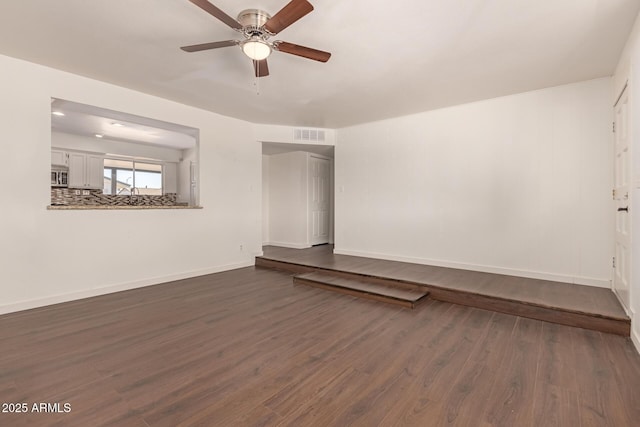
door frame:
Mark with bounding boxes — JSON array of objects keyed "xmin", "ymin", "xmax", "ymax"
[
  {"xmin": 613, "ymin": 82, "xmax": 632, "ymax": 314},
  {"xmin": 306, "ymin": 153, "xmax": 334, "ymax": 246}
]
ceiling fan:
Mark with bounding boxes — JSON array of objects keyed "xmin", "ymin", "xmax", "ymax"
[{"xmin": 181, "ymin": 0, "xmax": 331, "ymax": 77}]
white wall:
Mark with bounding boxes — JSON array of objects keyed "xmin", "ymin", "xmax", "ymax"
[
  {"xmin": 329, "ymin": 160, "xmax": 335, "ymax": 245},
  {"xmin": 0, "ymin": 54, "xmax": 261, "ymax": 314},
  {"xmin": 267, "ymin": 151, "xmax": 309, "ymax": 248},
  {"xmin": 335, "ymin": 78, "xmax": 613, "ymax": 288},
  {"xmin": 614, "ymin": 11, "xmax": 640, "ymax": 353},
  {"xmin": 262, "ymin": 155, "xmax": 270, "ymax": 244}
]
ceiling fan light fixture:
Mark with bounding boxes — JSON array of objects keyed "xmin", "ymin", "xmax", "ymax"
[
  {"xmin": 241, "ymin": 39, "xmax": 271, "ymax": 61},
  {"xmin": 181, "ymin": 1, "xmax": 330, "ymax": 77}
]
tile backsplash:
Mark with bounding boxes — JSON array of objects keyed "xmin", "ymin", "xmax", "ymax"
[{"xmin": 51, "ymin": 188, "xmax": 180, "ymax": 207}]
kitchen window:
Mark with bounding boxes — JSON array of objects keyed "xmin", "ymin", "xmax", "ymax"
[{"xmin": 103, "ymin": 159, "xmax": 162, "ymax": 196}]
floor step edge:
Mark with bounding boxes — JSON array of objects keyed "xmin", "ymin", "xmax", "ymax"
[{"xmin": 293, "ymin": 274, "xmax": 429, "ymax": 309}]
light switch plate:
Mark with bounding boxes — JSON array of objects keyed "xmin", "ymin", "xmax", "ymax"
[
  {"xmin": 74, "ymin": 190, "xmax": 81, "ymax": 195},
  {"xmin": 82, "ymin": 190, "xmax": 90, "ymax": 196}
]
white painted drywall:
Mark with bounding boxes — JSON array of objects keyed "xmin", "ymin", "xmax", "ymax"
[
  {"xmin": 262, "ymin": 155, "xmax": 270, "ymax": 244},
  {"xmin": 614, "ymin": 11, "xmax": 640, "ymax": 353},
  {"xmin": 329, "ymin": 160, "xmax": 335, "ymax": 245},
  {"xmin": 335, "ymin": 78, "xmax": 613, "ymax": 288},
  {"xmin": 267, "ymin": 151, "xmax": 309, "ymax": 248},
  {"xmin": 0, "ymin": 53, "xmax": 261, "ymax": 314}
]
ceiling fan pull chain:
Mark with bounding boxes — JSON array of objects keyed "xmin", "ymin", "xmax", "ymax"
[{"xmin": 255, "ymin": 66, "xmax": 260, "ymax": 95}]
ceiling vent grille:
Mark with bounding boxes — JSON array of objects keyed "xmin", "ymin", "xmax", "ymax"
[{"xmin": 294, "ymin": 128, "xmax": 325, "ymax": 142}]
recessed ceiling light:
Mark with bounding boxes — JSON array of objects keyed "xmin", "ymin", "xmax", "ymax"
[
  {"xmin": 52, "ymin": 111, "xmax": 65, "ymax": 116},
  {"xmin": 111, "ymin": 122, "xmax": 124, "ymax": 127},
  {"xmin": 95, "ymin": 134, "xmax": 103, "ymax": 138}
]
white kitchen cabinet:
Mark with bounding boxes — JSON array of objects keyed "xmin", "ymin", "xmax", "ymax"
[
  {"xmin": 67, "ymin": 153, "xmax": 85, "ymax": 188},
  {"xmin": 68, "ymin": 152, "xmax": 104, "ymax": 189},
  {"xmin": 51, "ymin": 150, "xmax": 69, "ymax": 167},
  {"xmin": 163, "ymin": 162, "xmax": 178, "ymax": 194},
  {"xmin": 86, "ymin": 155, "xmax": 104, "ymax": 189}
]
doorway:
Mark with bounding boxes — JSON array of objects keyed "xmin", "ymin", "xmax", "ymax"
[{"xmin": 262, "ymin": 143, "xmax": 334, "ymax": 249}]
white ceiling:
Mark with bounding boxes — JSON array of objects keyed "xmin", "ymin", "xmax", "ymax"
[
  {"xmin": 1, "ymin": 0, "xmax": 639, "ymax": 128},
  {"xmin": 51, "ymin": 99, "xmax": 198, "ymax": 150}
]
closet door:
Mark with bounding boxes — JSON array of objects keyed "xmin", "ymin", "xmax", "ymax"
[
  {"xmin": 309, "ymin": 156, "xmax": 330, "ymax": 245},
  {"xmin": 613, "ymin": 86, "xmax": 631, "ymax": 312}
]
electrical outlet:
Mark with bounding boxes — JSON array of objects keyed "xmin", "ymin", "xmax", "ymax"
[
  {"xmin": 239, "ymin": 244, "xmax": 243, "ymax": 251},
  {"xmin": 74, "ymin": 190, "xmax": 81, "ymax": 195}
]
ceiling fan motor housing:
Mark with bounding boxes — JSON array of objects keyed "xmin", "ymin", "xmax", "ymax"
[{"xmin": 237, "ymin": 9, "xmax": 272, "ymax": 35}]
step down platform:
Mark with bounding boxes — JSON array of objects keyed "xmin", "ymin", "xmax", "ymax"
[
  {"xmin": 257, "ymin": 248, "xmax": 631, "ymax": 336},
  {"xmin": 294, "ymin": 272, "xmax": 430, "ymax": 308}
]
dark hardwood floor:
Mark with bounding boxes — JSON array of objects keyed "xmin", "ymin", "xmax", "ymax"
[
  {"xmin": 1, "ymin": 266, "xmax": 639, "ymax": 426},
  {"xmin": 258, "ymin": 245, "xmax": 630, "ymax": 335},
  {"xmin": 293, "ymin": 271, "xmax": 430, "ymax": 308}
]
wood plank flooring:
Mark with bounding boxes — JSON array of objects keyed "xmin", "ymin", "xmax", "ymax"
[
  {"xmin": 294, "ymin": 272, "xmax": 430, "ymax": 308},
  {"xmin": 258, "ymin": 245, "xmax": 630, "ymax": 335},
  {"xmin": 1, "ymin": 267, "xmax": 639, "ymax": 426}
]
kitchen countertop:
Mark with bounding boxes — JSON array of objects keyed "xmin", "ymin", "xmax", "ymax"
[{"xmin": 47, "ymin": 205, "xmax": 203, "ymax": 210}]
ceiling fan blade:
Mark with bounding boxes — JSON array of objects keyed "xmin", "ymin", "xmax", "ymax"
[
  {"xmin": 253, "ymin": 59, "xmax": 270, "ymax": 77},
  {"xmin": 188, "ymin": 0, "xmax": 242, "ymax": 30},
  {"xmin": 180, "ymin": 40, "xmax": 238, "ymax": 52},
  {"xmin": 263, "ymin": 0, "xmax": 314, "ymax": 35},
  {"xmin": 275, "ymin": 41, "xmax": 331, "ymax": 62}
]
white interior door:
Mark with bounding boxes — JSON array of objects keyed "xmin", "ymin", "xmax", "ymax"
[
  {"xmin": 309, "ymin": 156, "xmax": 330, "ymax": 245},
  {"xmin": 613, "ymin": 86, "xmax": 631, "ymax": 312}
]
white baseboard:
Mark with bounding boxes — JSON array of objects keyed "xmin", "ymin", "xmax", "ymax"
[
  {"xmin": 263, "ymin": 241, "xmax": 311, "ymax": 249},
  {"xmin": 332, "ymin": 248, "xmax": 610, "ymax": 288},
  {"xmin": 629, "ymin": 306, "xmax": 639, "ymax": 355},
  {"xmin": 0, "ymin": 260, "xmax": 254, "ymax": 315},
  {"xmin": 612, "ymin": 288, "xmax": 632, "ymax": 316}
]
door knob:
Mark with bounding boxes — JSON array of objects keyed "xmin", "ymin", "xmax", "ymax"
[{"xmin": 618, "ymin": 207, "xmax": 629, "ymax": 212}]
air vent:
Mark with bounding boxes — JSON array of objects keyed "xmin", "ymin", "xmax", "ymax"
[{"xmin": 294, "ymin": 128, "xmax": 325, "ymax": 142}]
